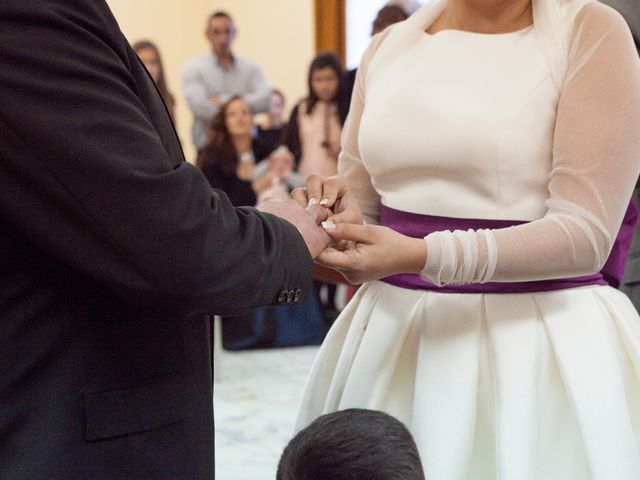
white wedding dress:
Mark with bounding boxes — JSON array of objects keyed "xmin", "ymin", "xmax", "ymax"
[{"xmin": 296, "ymin": 1, "xmax": 640, "ymax": 479}]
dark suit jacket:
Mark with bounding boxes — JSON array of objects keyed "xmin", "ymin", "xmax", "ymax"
[{"xmin": 0, "ymin": 1, "xmax": 313, "ymax": 478}]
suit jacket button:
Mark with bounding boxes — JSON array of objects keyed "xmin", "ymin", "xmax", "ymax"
[
  {"xmin": 294, "ymin": 289, "xmax": 302, "ymax": 303},
  {"xmin": 278, "ymin": 289, "xmax": 287, "ymax": 303},
  {"xmin": 286, "ymin": 290, "xmax": 295, "ymax": 303}
]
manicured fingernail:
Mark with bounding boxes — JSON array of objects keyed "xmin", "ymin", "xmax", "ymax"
[
  {"xmin": 308, "ymin": 197, "xmax": 318, "ymax": 206},
  {"xmin": 322, "ymin": 220, "xmax": 336, "ymax": 230},
  {"xmin": 319, "ymin": 198, "xmax": 329, "ymax": 206}
]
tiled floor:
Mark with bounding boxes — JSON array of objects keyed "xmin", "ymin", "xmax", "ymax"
[{"xmin": 213, "ymin": 346, "xmax": 320, "ymax": 480}]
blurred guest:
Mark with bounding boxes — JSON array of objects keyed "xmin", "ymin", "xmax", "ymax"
[
  {"xmin": 374, "ymin": 3, "xmax": 410, "ymax": 33},
  {"xmin": 343, "ymin": 5, "xmax": 408, "ymax": 112},
  {"xmin": 255, "ymin": 89, "xmax": 287, "ymax": 156},
  {"xmin": 197, "ymin": 96, "xmax": 323, "ymax": 349},
  {"xmin": 183, "ymin": 11, "xmax": 270, "ymax": 153},
  {"xmin": 133, "ymin": 39, "xmax": 176, "ymax": 121},
  {"xmin": 388, "ymin": 0, "xmax": 423, "ymax": 15},
  {"xmin": 197, "ymin": 96, "xmax": 283, "ymax": 207},
  {"xmin": 281, "ymin": 52, "xmax": 348, "ymax": 323},
  {"xmin": 281, "ymin": 52, "xmax": 346, "ymax": 183}
]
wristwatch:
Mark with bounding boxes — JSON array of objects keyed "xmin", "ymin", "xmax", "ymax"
[{"xmin": 239, "ymin": 151, "xmax": 255, "ymax": 164}]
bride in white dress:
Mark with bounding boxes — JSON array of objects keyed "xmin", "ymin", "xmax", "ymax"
[{"xmin": 294, "ymin": 0, "xmax": 640, "ymax": 478}]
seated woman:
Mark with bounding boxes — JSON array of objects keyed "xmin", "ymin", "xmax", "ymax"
[
  {"xmin": 280, "ymin": 53, "xmax": 350, "ymax": 324},
  {"xmin": 197, "ymin": 96, "xmax": 286, "ymax": 206},
  {"xmin": 197, "ymin": 96, "xmax": 324, "ymax": 349}
]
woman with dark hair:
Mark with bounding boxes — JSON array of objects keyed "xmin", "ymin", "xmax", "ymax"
[
  {"xmin": 197, "ymin": 96, "xmax": 286, "ymax": 207},
  {"xmin": 198, "ymin": 96, "xmax": 324, "ymax": 350},
  {"xmin": 281, "ymin": 52, "xmax": 347, "ymax": 181},
  {"xmin": 280, "ymin": 53, "xmax": 349, "ymax": 324},
  {"xmin": 132, "ymin": 40, "xmax": 176, "ymax": 121},
  {"xmin": 343, "ymin": 5, "xmax": 409, "ymax": 117},
  {"xmin": 372, "ymin": 4, "xmax": 409, "ymax": 34}
]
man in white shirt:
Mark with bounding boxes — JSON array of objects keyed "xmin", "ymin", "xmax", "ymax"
[{"xmin": 183, "ymin": 11, "xmax": 271, "ymax": 152}]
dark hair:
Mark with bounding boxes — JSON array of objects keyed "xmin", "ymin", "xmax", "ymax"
[
  {"xmin": 132, "ymin": 40, "xmax": 175, "ymax": 119},
  {"xmin": 372, "ymin": 5, "xmax": 408, "ymax": 35},
  {"xmin": 207, "ymin": 10, "xmax": 233, "ymax": 27},
  {"xmin": 197, "ymin": 95, "xmax": 247, "ymax": 175},
  {"xmin": 306, "ymin": 52, "xmax": 347, "ymax": 125},
  {"xmin": 277, "ymin": 409, "xmax": 425, "ymax": 480}
]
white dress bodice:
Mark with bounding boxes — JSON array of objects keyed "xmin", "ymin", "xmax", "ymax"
[
  {"xmin": 360, "ymin": 26, "xmax": 558, "ymax": 221},
  {"xmin": 339, "ymin": 2, "xmax": 640, "ymax": 286}
]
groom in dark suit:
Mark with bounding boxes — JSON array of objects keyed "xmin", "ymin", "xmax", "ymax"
[{"xmin": 0, "ymin": 1, "xmax": 329, "ymax": 478}]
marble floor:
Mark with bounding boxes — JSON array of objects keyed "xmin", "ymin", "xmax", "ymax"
[{"xmin": 213, "ymin": 346, "xmax": 320, "ymax": 480}]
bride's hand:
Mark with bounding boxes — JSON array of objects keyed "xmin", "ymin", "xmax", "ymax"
[
  {"xmin": 291, "ymin": 174, "xmax": 363, "ymax": 226},
  {"xmin": 317, "ymin": 222, "xmax": 427, "ymax": 285}
]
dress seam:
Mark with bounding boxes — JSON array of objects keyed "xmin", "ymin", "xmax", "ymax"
[{"xmin": 495, "ymin": 75, "xmax": 555, "ymax": 218}]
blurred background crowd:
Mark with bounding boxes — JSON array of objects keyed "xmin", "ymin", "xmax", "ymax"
[{"xmin": 112, "ymin": 0, "xmax": 422, "ymax": 350}]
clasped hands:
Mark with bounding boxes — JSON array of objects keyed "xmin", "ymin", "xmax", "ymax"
[{"xmin": 258, "ymin": 174, "xmax": 427, "ymax": 285}]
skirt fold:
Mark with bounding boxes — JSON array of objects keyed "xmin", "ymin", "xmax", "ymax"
[{"xmin": 295, "ymin": 282, "xmax": 640, "ymax": 479}]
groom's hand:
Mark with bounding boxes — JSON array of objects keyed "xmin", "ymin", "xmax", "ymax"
[{"xmin": 257, "ymin": 197, "xmax": 331, "ymax": 258}]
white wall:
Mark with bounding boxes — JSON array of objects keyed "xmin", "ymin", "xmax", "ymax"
[{"xmin": 106, "ymin": 0, "xmax": 314, "ymax": 162}]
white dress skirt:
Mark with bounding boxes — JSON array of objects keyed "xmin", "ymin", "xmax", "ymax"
[
  {"xmin": 295, "ymin": 1, "xmax": 640, "ymax": 478},
  {"xmin": 297, "ymin": 281, "xmax": 640, "ymax": 479}
]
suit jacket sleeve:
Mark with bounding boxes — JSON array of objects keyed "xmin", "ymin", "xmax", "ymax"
[{"xmin": 0, "ymin": 1, "xmax": 313, "ymax": 316}]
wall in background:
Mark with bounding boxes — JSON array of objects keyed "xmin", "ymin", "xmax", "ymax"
[{"xmin": 107, "ymin": 0, "xmax": 314, "ymax": 163}]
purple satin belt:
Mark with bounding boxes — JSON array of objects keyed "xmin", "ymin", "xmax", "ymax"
[{"xmin": 380, "ymin": 201, "xmax": 638, "ymax": 294}]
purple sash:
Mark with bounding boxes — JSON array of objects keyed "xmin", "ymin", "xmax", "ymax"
[{"xmin": 381, "ymin": 202, "xmax": 638, "ymax": 294}]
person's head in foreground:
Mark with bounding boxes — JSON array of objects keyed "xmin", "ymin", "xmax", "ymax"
[{"xmin": 277, "ymin": 409, "xmax": 426, "ymax": 480}]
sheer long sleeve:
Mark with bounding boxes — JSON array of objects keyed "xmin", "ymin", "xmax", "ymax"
[{"xmin": 422, "ymin": 4, "xmax": 640, "ymax": 285}]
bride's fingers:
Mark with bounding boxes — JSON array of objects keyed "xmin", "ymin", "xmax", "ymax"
[
  {"xmin": 316, "ymin": 248, "xmax": 356, "ymax": 271},
  {"xmin": 291, "ymin": 187, "xmax": 308, "ymax": 207},
  {"xmin": 321, "ymin": 222, "xmax": 373, "ymax": 244},
  {"xmin": 317, "ymin": 176, "xmax": 348, "ymax": 209},
  {"xmin": 305, "ymin": 174, "xmax": 327, "ymax": 206}
]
